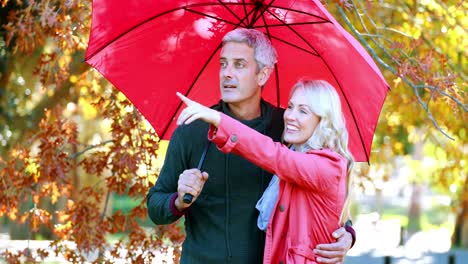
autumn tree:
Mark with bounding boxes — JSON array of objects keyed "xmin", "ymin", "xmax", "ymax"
[
  {"xmin": 0, "ymin": 0, "xmax": 466, "ymax": 263},
  {"xmin": 330, "ymin": 0, "xmax": 467, "ymax": 243},
  {"xmin": 1, "ymin": 0, "xmax": 182, "ymax": 262}
]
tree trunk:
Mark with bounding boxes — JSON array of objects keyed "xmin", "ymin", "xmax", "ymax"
[
  {"xmin": 407, "ymin": 129, "xmax": 424, "ymax": 236},
  {"xmin": 407, "ymin": 183, "xmax": 422, "ymax": 235},
  {"xmin": 375, "ymin": 188, "xmax": 383, "ymax": 216},
  {"xmin": 452, "ymin": 179, "xmax": 468, "ymax": 248}
]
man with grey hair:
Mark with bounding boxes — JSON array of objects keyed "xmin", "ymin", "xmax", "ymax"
[{"xmin": 147, "ymin": 28, "xmax": 354, "ymax": 264}]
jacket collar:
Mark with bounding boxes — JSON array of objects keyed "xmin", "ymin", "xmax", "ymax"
[{"xmin": 213, "ymin": 99, "xmax": 274, "ymax": 126}]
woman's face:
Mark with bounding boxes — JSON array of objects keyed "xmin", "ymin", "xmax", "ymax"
[{"xmin": 283, "ymin": 89, "xmax": 320, "ymax": 147}]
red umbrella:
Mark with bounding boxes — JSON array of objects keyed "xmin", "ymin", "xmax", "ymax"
[{"xmin": 85, "ymin": 0, "xmax": 389, "ymax": 162}]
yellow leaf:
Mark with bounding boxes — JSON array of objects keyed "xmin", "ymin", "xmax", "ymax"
[
  {"xmin": 79, "ymin": 97, "xmax": 97, "ymax": 119},
  {"xmin": 155, "ymin": 140, "xmax": 169, "ymax": 170},
  {"xmin": 51, "ymin": 183, "xmax": 59, "ymax": 204},
  {"xmin": 394, "ymin": 142, "xmax": 403, "ymax": 153},
  {"xmin": 69, "ymin": 75, "xmax": 78, "ymax": 83},
  {"xmin": 387, "ymin": 114, "xmax": 401, "ymax": 127},
  {"xmin": 117, "ymin": 92, "xmax": 128, "ymax": 101},
  {"xmin": 7, "ymin": 207, "xmax": 18, "ymax": 220},
  {"xmin": 47, "ymin": 89, "xmax": 54, "ymax": 97}
]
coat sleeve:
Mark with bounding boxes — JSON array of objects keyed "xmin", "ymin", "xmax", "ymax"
[
  {"xmin": 146, "ymin": 128, "xmax": 187, "ymax": 225},
  {"xmin": 208, "ymin": 114, "xmax": 346, "ymax": 192}
]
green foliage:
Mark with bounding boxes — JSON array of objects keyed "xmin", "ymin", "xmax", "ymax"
[
  {"xmin": 112, "ymin": 194, "xmax": 154, "ymax": 227},
  {"xmin": 381, "ymin": 203, "xmax": 454, "ymax": 231}
]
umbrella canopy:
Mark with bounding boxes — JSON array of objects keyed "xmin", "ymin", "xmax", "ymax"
[{"xmin": 85, "ymin": 0, "xmax": 389, "ymax": 162}]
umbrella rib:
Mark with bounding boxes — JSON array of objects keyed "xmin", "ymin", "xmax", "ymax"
[
  {"xmin": 267, "ymin": 4, "xmax": 331, "ymax": 23},
  {"xmin": 160, "ymin": 12, "xmax": 251, "ymax": 139},
  {"xmin": 86, "ymin": 1, "xmax": 276, "ymax": 61},
  {"xmin": 265, "ymin": 8, "xmax": 370, "ymax": 161},
  {"xmin": 253, "ymin": 21, "xmax": 329, "ymax": 28},
  {"xmin": 184, "ymin": 8, "xmax": 239, "ymax": 26},
  {"xmin": 217, "ymin": 0, "xmax": 245, "ymax": 26},
  {"xmin": 185, "ymin": 2, "xmax": 262, "ymax": 27},
  {"xmin": 249, "ymin": 5, "xmax": 260, "ymax": 28},
  {"xmin": 260, "ymin": 11, "xmax": 281, "ymax": 107},
  {"xmin": 248, "ymin": 0, "xmax": 276, "ymax": 28},
  {"xmin": 268, "ymin": 35, "xmax": 319, "ymax": 56},
  {"xmin": 241, "ymin": 0, "xmax": 250, "ymax": 26},
  {"xmin": 86, "ymin": 2, "xmax": 252, "ymax": 61},
  {"xmin": 160, "ymin": 44, "xmax": 224, "ymax": 139}
]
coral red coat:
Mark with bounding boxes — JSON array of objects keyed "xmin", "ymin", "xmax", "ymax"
[{"xmin": 209, "ymin": 114, "xmax": 348, "ymax": 264}]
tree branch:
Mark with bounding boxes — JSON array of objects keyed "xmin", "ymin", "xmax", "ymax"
[
  {"xmin": 420, "ymin": 34, "xmax": 467, "ymax": 81},
  {"xmin": 415, "ymin": 84, "xmax": 468, "ymax": 112},
  {"xmin": 350, "ymin": 0, "xmax": 397, "ymax": 64},
  {"xmin": 68, "ymin": 139, "xmax": 114, "ymax": 159},
  {"xmin": 9, "ymin": 51, "xmax": 89, "ymax": 147},
  {"xmin": 336, "ymin": 4, "xmax": 395, "ymax": 73},
  {"xmin": 336, "ymin": 3, "xmax": 463, "ymax": 140}
]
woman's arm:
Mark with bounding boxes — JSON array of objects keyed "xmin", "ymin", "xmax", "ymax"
[
  {"xmin": 176, "ymin": 92, "xmax": 346, "ymax": 191},
  {"xmin": 210, "ymin": 113, "xmax": 346, "ymax": 191}
]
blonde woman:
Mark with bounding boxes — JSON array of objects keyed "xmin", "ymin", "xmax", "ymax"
[{"xmin": 177, "ymin": 79, "xmax": 354, "ymax": 264}]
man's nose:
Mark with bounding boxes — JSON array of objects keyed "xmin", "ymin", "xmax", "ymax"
[{"xmin": 222, "ymin": 65, "xmax": 233, "ymax": 79}]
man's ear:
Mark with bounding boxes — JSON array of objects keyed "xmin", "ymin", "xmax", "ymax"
[{"xmin": 257, "ymin": 66, "xmax": 273, "ymax": 86}]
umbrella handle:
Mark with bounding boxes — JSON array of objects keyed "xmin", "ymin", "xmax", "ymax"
[
  {"xmin": 183, "ymin": 193, "xmax": 193, "ymax": 203},
  {"xmin": 182, "ymin": 141, "xmax": 211, "ymax": 204}
]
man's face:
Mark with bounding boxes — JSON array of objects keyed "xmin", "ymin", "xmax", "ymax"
[{"xmin": 219, "ymin": 42, "xmax": 265, "ymax": 106}]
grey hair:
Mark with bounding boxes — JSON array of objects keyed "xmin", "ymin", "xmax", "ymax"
[
  {"xmin": 288, "ymin": 79, "xmax": 354, "ymax": 225},
  {"xmin": 222, "ymin": 28, "xmax": 277, "ymax": 71}
]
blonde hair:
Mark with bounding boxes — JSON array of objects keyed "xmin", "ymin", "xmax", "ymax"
[{"xmin": 287, "ymin": 79, "xmax": 354, "ymax": 225}]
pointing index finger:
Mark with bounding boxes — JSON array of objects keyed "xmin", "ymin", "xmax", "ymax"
[{"xmin": 176, "ymin": 92, "xmax": 192, "ymax": 105}]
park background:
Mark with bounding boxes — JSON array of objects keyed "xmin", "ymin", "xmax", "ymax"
[{"xmin": 0, "ymin": 0, "xmax": 466, "ymax": 263}]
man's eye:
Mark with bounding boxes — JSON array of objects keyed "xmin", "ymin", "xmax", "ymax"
[
  {"xmin": 220, "ymin": 61, "xmax": 227, "ymax": 68},
  {"xmin": 235, "ymin": 62, "xmax": 245, "ymax": 68}
]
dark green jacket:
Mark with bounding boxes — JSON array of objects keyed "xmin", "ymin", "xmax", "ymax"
[{"xmin": 147, "ymin": 100, "xmax": 284, "ymax": 264}]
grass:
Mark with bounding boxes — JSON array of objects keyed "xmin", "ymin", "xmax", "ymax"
[
  {"xmin": 112, "ymin": 192, "xmax": 455, "ymax": 233},
  {"xmin": 379, "ymin": 204, "xmax": 454, "ymax": 232}
]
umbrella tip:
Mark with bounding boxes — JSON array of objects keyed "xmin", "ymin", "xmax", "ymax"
[{"xmin": 253, "ymin": 0, "xmax": 264, "ymax": 8}]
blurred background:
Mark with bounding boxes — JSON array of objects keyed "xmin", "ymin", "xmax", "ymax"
[{"xmin": 0, "ymin": 0, "xmax": 466, "ymax": 263}]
